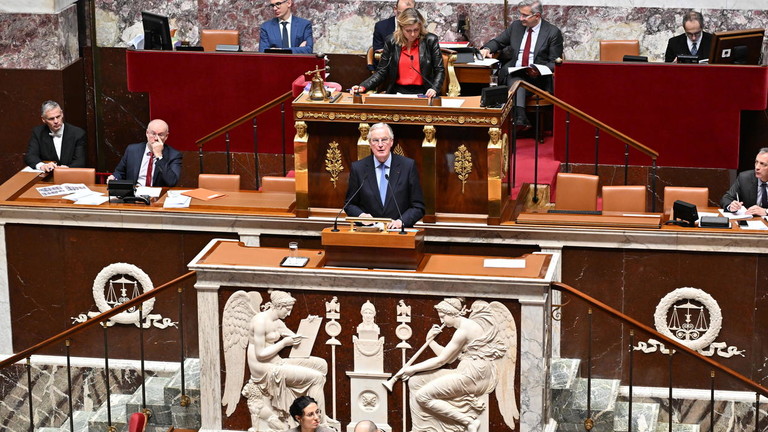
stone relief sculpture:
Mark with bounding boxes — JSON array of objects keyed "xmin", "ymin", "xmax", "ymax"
[
  {"xmin": 397, "ymin": 298, "xmax": 519, "ymax": 432},
  {"xmin": 222, "ymin": 289, "xmax": 330, "ymax": 432}
]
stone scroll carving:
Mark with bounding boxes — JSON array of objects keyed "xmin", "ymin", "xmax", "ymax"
[{"xmin": 222, "ymin": 290, "xmax": 331, "ymax": 432}]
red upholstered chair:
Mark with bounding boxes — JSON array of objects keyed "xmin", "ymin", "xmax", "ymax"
[
  {"xmin": 199, "ymin": 174, "xmax": 240, "ymax": 191},
  {"xmin": 53, "ymin": 167, "xmax": 96, "ymax": 184},
  {"xmin": 261, "ymin": 176, "xmax": 295, "ymax": 193},
  {"xmin": 602, "ymin": 185, "xmax": 647, "ymax": 212},
  {"xmin": 599, "ymin": 40, "xmax": 640, "ymax": 62},
  {"xmin": 555, "ymin": 173, "xmax": 599, "ymax": 211},
  {"xmin": 663, "ymin": 186, "xmax": 709, "ymax": 216},
  {"xmin": 127, "ymin": 411, "xmax": 148, "ymax": 432},
  {"xmin": 200, "ymin": 29, "xmax": 239, "ymax": 52}
]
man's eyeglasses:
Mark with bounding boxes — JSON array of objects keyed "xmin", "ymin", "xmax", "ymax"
[
  {"xmin": 370, "ymin": 138, "xmax": 392, "ymax": 144},
  {"xmin": 269, "ymin": 0, "xmax": 287, "ymax": 8},
  {"xmin": 519, "ymin": 13, "xmax": 537, "ymax": 19},
  {"xmin": 685, "ymin": 31, "xmax": 702, "ymax": 38}
]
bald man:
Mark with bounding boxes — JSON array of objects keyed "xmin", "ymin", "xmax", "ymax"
[
  {"xmin": 108, "ymin": 119, "xmax": 183, "ymax": 187},
  {"xmin": 353, "ymin": 420, "xmax": 379, "ymax": 432}
]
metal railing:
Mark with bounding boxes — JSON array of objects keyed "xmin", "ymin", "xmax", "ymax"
[
  {"xmin": 195, "ymin": 91, "xmax": 294, "ymax": 187},
  {"xmin": 0, "ymin": 271, "xmax": 195, "ymax": 431},
  {"xmin": 551, "ymin": 282, "xmax": 767, "ymax": 431},
  {"xmin": 509, "ymin": 80, "xmax": 660, "ymax": 211}
]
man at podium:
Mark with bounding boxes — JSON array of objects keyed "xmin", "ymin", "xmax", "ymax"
[{"xmin": 344, "ymin": 123, "xmax": 425, "ymax": 229}]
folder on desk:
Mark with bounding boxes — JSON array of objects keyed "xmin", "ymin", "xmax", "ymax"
[{"xmin": 182, "ymin": 188, "xmax": 226, "ymax": 201}]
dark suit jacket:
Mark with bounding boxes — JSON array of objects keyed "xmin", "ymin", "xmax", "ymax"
[
  {"xmin": 664, "ymin": 32, "xmax": 712, "ymax": 62},
  {"xmin": 373, "ymin": 16, "xmax": 395, "ymax": 52},
  {"xmin": 720, "ymin": 170, "xmax": 763, "ymax": 209},
  {"xmin": 111, "ymin": 142, "xmax": 183, "ymax": 187},
  {"xmin": 360, "ymin": 33, "xmax": 445, "ymax": 94},
  {"xmin": 25, "ymin": 123, "xmax": 87, "ymax": 169},
  {"xmin": 258, "ymin": 16, "xmax": 313, "ymax": 54},
  {"xmin": 482, "ymin": 19, "xmax": 564, "ymax": 88},
  {"xmin": 345, "ymin": 154, "xmax": 425, "ymax": 227}
]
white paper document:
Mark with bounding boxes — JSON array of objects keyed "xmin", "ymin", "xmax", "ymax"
[
  {"xmin": 136, "ymin": 186, "xmax": 162, "ymax": 198},
  {"xmin": 740, "ymin": 220, "xmax": 768, "ymax": 230},
  {"xmin": 37, "ymin": 183, "xmax": 89, "ymax": 197},
  {"xmin": 470, "ymin": 58, "xmax": 499, "ymax": 66},
  {"xmin": 163, "ymin": 190, "xmax": 192, "ymax": 208},
  {"xmin": 719, "ymin": 208, "xmax": 752, "ymax": 219},
  {"xmin": 441, "ymin": 99, "xmax": 465, "ymax": 108},
  {"xmin": 483, "ymin": 258, "xmax": 526, "ymax": 269}
]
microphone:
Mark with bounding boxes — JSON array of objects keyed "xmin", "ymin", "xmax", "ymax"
[
  {"xmin": 407, "ymin": 54, "xmax": 438, "ymax": 94},
  {"xmin": 332, "ymin": 172, "xmax": 369, "ymax": 232},
  {"xmin": 385, "ymin": 172, "xmax": 407, "ymax": 235}
]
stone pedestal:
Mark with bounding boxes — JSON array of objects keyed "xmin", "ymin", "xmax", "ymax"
[{"xmin": 346, "ymin": 371, "xmax": 392, "ymax": 432}]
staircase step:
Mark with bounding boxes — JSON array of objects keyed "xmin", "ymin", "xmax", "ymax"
[
  {"xmin": 552, "ymin": 377, "xmax": 620, "ymax": 431},
  {"xmin": 613, "ymin": 402, "xmax": 660, "ymax": 432},
  {"xmin": 654, "ymin": 423, "xmax": 701, "ymax": 432},
  {"xmin": 88, "ymin": 393, "xmax": 132, "ymax": 431},
  {"xmin": 551, "ymin": 358, "xmax": 580, "ymax": 390},
  {"xmin": 165, "ymin": 358, "xmax": 201, "ymax": 429},
  {"xmin": 125, "ymin": 376, "xmax": 173, "ymax": 426}
]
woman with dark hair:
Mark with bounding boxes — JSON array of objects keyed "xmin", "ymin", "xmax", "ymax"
[
  {"xmin": 351, "ymin": 8, "xmax": 444, "ymax": 99},
  {"xmin": 287, "ymin": 396, "xmax": 334, "ymax": 432}
]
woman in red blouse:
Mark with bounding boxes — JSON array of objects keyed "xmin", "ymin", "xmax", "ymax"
[{"xmin": 352, "ymin": 8, "xmax": 445, "ymax": 99}]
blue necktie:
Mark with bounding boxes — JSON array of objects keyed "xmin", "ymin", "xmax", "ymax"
[
  {"xmin": 378, "ymin": 162, "xmax": 388, "ymax": 206},
  {"xmin": 761, "ymin": 182, "xmax": 767, "ymax": 208},
  {"xmin": 690, "ymin": 42, "xmax": 697, "ymax": 56},
  {"xmin": 281, "ymin": 21, "xmax": 289, "ymax": 48}
]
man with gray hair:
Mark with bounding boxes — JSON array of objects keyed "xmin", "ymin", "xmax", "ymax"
[
  {"xmin": 664, "ymin": 11, "xmax": 712, "ymax": 63},
  {"xmin": 25, "ymin": 100, "xmax": 87, "ymax": 172},
  {"xmin": 721, "ymin": 148, "xmax": 768, "ymax": 216},
  {"xmin": 344, "ymin": 122, "xmax": 425, "ymax": 229},
  {"xmin": 479, "ymin": 0, "xmax": 563, "ymax": 128}
]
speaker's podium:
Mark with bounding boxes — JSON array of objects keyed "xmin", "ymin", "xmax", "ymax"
[{"xmin": 321, "ymin": 220, "xmax": 424, "ymax": 270}]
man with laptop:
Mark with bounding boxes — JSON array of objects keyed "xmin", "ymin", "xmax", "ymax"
[
  {"xmin": 259, "ymin": 0, "xmax": 314, "ymax": 53},
  {"xmin": 664, "ymin": 11, "xmax": 712, "ymax": 63}
]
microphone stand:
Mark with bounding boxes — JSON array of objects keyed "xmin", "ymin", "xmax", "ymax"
[
  {"xmin": 332, "ymin": 173, "xmax": 368, "ymax": 232},
  {"xmin": 385, "ymin": 173, "xmax": 407, "ymax": 235}
]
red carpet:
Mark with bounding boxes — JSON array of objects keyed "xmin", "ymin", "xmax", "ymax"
[{"xmin": 509, "ymin": 135, "xmax": 560, "ymax": 199}]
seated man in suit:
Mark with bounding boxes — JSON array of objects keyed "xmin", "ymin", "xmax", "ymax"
[
  {"xmin": 721, "ymin": 148, "xmax": 768, "ymax": 216},
  {"xmin": 664, "ymin": 11, "xmax": 712, "ymax": 63},
  {"xmin": 258, "ymin": 0, "xmax": 313, "ymax": 54},
  {"xmin": 372, "ymin": 0, "xmax": 416, "ymax": 52},
  {"xmin": 25, "ymin": 100, "xmax": 87, "ymax": 172},
  {"xmin": 345, "ymin": 122, "xmax": 425, "ymax": 229},
  {"xmin": 108, "ymin": 119, "xmax": 183, "ymax": 187},
  {"xmin": 479, "ymin": 0, "xmax": 563, "ymax": 128}
]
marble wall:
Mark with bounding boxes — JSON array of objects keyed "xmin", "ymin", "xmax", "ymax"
[
  {"xmin": 0, "ymin": 0, "xmax": 766, "ymax": 69},
  {"xmin": 0, "ymin": 4, "xmax": 79, "ymax": 70}
]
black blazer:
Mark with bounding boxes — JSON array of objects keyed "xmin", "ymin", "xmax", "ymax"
[
  {"xmin": 360, "ymin": 33, "xmax": 445, "ymax": 94},
  {"xmin": 111, "ymin": 142, "xmax": 183, "ymax": 187},
  {"xmin": 25, "ymin": 123, "xmax": 87, "ymax": 169},
  {"xmin": 664, "ymin": 32, "xmax": 712, "ymax": 62},
  {"xmin": 483, "ymin": 19, "xmax": 563, "ymax": 86},
  {"xmin": 720, "ymin": 170, "xmax": 761, "ymax": 209},
  {"xmin": 345, "ymin": 154, "xmax": 425, "ymax": 227},
  {"xmin": 372, "ymin": 16, "xmax": 395, "ymax": 52}
]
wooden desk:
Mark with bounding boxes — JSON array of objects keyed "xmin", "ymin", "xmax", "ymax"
[
  {"xmin": 292, "ymin": 92, "xmax": 515, "ymax": 224},
  {"xmin": 7, "ymin": 172, "xmax": 296, "ymax": 216},
  {"xmin": 516, "ymin": 211, "xmax": 663, "ymax": 229},
  {"xmin": 321, "ymin": 227, "xmax": 424, "ymax": 269}
]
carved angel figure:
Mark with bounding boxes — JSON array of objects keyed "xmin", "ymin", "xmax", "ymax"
[
  {"xmin": 401, "ymin": 298, "xmax": 518, "ymax": 432},
  {"xmin": 222, "ymin": 290, "xmax": 329, "ymax": 432}
]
